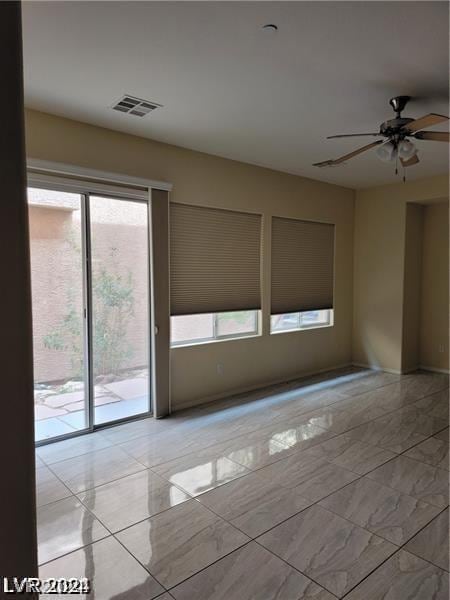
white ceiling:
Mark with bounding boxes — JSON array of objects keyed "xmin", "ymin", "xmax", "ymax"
[{"xmin": 22, "ymin": 1, "xmax": 449, "ymax": 189}]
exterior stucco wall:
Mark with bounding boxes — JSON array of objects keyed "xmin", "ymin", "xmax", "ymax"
[{"xmin": 29, "ymin": 202, "xmax": 149, "ymax": 382}]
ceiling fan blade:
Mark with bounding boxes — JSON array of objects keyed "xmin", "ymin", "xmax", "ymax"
[
  {"xmin": 312, "ymin": 160, "xmax": 335, "ymax": 167},
  {"xmin": 400, "ymin": 154, "xmax": 420, "ymax": 167},
  {"xmin": 413, "ymin": 131, "xmax": 449, "ymax": 142},
  {"xmin": 313, "ymin": 140, "xmax": 383, "ymax": 167},
  {"xmin": 403, "ymin": 113, "xmax": 449, "ymax": 133},
  {"xmin": 327, "ymin": 133, "xmax": 381, "ymax": 139}
]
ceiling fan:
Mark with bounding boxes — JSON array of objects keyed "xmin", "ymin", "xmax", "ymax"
[{"xmin": 313, "ymin": 96, "xmax": 449, "ymax": 172}]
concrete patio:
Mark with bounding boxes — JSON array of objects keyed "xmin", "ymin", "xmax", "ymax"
[{"xmin": 35, "ymin": 369, "xmax": 149, "ymax": 441}]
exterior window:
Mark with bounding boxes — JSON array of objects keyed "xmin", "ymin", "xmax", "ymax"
[
  {"xmin": 271, "ymin": 309, "xmax": 333, "ymax": 333},
  {"xmin": 171, "ymin": 310, "xmax": 259, "ymax": 346}
]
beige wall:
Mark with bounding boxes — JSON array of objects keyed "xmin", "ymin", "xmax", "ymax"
[
  {"xmin": 402, "ymin": 203, "xmax": 424, "ymax": 373},
  {"xmin": 420, "ymin": 202, "xmax": 449, "ymax": 371},
  {"xmin": 25, "ymin": 109, "xmax": 355, "ymax": 410},
  {"xmin": 353, "ymin": 176, "xmax": 449, "ymax": 373},
  {"xmin": 352, "ymin": 189, "xmax": 405, "ymax": 372}
]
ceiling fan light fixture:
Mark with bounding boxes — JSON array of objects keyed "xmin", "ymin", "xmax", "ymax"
[
  {"xmin": 313, "ymin": 97, "xmax": 449, "ymax": 173},
  {"xmin": 398, "ymin": 139, "xmax": 416, "ymax": 160},
  {"xmin": 376, "ymin": 140, "xmax": 397, "ymax": 162}
]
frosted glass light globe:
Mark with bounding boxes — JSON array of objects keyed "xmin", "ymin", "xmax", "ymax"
[
  {"xmin": 398, "ymin": 139, "xmax": 416, "ymax": 160},
  {"xmin": 376, "ymin": 140, "xmax": 397, "ymax": 162}
]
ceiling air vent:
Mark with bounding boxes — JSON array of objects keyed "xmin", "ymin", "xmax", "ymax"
[{"xmin": 112, "ymin": 95, "xmax": 162, "ymax": 117}]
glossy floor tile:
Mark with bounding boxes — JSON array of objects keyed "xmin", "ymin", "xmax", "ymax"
[
  {"xmin": 298, "ymin": 403, "xmax": 387, "ymax": 435},
  {"xmin": 197, "ymin": 470, "xmax": 312, "ymax": 537},
  {"xmin": 257, "ymin": 452, "xmax": 359, "ymax": 501},
  {"xmin": 328, "ymin": 390, "xmax": 399, "ymax": 415},
  {"xmin": 344, "ymin": 550, "xmax": 449, "ymax": 600},
  {"xmin": 347, "ymin": 407, "xmax": 447, "ymax": 453},
  {"xmin": 119, "ymin": 430, "xmax": 214, "ymax": 468},
  {"xmin": 266, "ymin": 387, "xmax": 348, "ymax": 420},
  {"xmin": 258, "ymin": 504, "xmax": 396, "ymax": 598},
  {"xmin": 50, "ymin": 445, "xmax": 146, "ymax": 493},
  {"xmin": 405, "ymin": 435, "xmax": 449, "ymax": 470},
  {"xmin": 218, "ymin": 407, "xmax": 294, "ymax": 436},
  {"xmin": 77, "ymin": 469, "xmax": 191, "ymax": 532},
  {"xmin": 404, "ymin": 508, "xmax": 449, "ymax": 571},
  {"xmin": 404, "ymin": 371, "xmax": 449, "ymax": 396},
  {"xmin": 256, "ymin": 418, "xmax": 337, "ymax": 454},
  {"xmin": 99, "ymin": 419, "xmax": 172, "ymax": 444},
  {"xmin": 326, "ymin": 370, "xmax": 401, "ymax": 396},
  {"xmin": 36, "ymin": 466, "xmax": 71, "ymax": 507},
  {"xmin": 412, "ymin": 389, "xmax": 449, "ymax": 420},
  {"xmin": 319, "ymin": 476, "xmax": 441, "ymax": 545},
  {"xmin": 116, "ymin": 500, "xmax": 249, "ymax": 588},
  {"xmin": 195, "ymin": 433, "xmax": 297, "ymax": 471},
  {"xmin": 39, "ymin": 536, "xmax": 164, "ymax": 599},
  {"xmin": 37, "ymin": 496, "xmax": 109, "ymax": 565},
  {"xmin": 34, "ymin": 368, "xmax": 449, "ymax": 598},
  {"xmin": 171, "ymin": 541, "xmax": 335, "ymax": 600},
  {"xmin": 348, "ymin": 377, "xmax": 445, "ymax": 415},
  {"xmin": 37, "ymin": 431, "xmax": 112, "ymax": 465},
  {"xmin": 434, "ymin": 427, "xmax": 449, "ymax": 442},
  {"xmin": 152, "ymin": 452, "xmax": 249, "ymax": 496},
  {"xmin": 367, "ymin": 455, "xmax": 449, "ymax": 508},
  {"xmin": 307, "ymin": 433, "xmax": 396, "ymax": 475}
]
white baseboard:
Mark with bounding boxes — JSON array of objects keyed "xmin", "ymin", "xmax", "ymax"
[
  {"xmin": 172, "ymin": 361, "xmax": 353, "ymax": 412},
  {"xmin": 419, "ymin": 365, "xmax": 450, "ymax": 375}
]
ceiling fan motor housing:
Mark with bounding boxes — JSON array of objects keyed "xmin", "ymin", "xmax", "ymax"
[{"xmin": 380, "ymin": 117, "xmax": 414, "ymax": 138}]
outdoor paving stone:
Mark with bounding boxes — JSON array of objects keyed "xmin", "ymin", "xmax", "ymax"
[
  {"xmin": 46, "ymin": 391, "xmax": 86, "ymax": 408},
  {"xmin": 35, "ymin": 418, "xmax": 76, "ymax": 442},
  {"xmin": 104, "ymin": 377, "xmax": 149, "ymax": 400},
  {"xmin": 94, "ymin": 395, "xmax": 121, "ymax": 406},
  {"xmin": 35, "ymin": 404, "xmax": 67, "ymax": 420}
]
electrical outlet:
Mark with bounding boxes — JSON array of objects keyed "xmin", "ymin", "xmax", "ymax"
[
  {"xmin": 217, "ymin": 363, "xmax": 224, "ymax": 376},
  {"xmin": 438, "ymin": 344, "xmax": 445, "ymax": 354}
]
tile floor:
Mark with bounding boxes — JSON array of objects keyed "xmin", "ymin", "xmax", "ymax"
[{"xmin": 36, "ymin": 367, "xmax": 449, "ymax": 599}]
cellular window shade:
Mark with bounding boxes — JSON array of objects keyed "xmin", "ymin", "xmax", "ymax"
[
  {"xmin": 170, "ymin": 203, "xmax": 262, "ymax": 315},
  {"xmin": 271, "ymin": 217, "xmax": 335, "ymax": 315}
]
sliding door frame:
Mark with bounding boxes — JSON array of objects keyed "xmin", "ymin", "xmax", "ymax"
[
  {"xmin": 86, "ymin": 191, "xmax": 153, "ymax": 431},
  {"xmin": 81, "ymin": 193, "xmax": 92, "ymax": 434},
  {"xmin": 28, "ymin": 163, "xmax": 172, "ymax": 446}
]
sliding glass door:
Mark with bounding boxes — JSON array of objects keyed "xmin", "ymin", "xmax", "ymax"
[
  {"xmin": 89, "ymin": 196, "xmax": 150, "ymax": 426},
  {"xmin": 29, "ymin": 188, "xmax": 89, "ymax": 441},
  {"xmin": 28, "ymin": 187, "xmax": 151, "ymax": 442}
]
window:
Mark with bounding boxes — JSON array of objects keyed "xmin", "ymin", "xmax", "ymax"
[
  {"xmin": 271, "ymin": 309, "xmax": 333, "ymax": 333},
  {"xmin": 170, "ymin": 203, "xmax": 262, "ymax": 316},
  {"xmin": 171, "ymin": 310, "xmax": 259, "ymax": 346},
  {"xmin": 271, "ymin": 216, "xmax": 334, "ymax": 315}
]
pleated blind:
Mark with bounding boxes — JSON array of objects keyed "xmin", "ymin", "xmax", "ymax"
[
  {"xmin": 170, "ymin": 203, "xmax": 262, "ymax": 315},
  {"xmin": 271, "ymin": 217, "xmax": 335, "ymax": 315}
]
